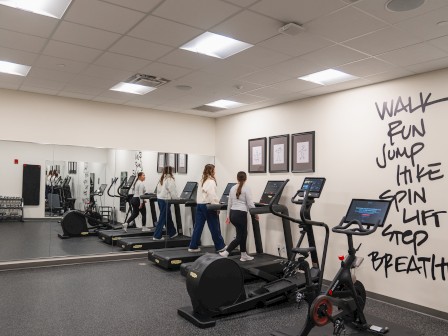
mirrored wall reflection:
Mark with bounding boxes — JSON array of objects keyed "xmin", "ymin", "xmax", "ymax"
[{"xmin": 0, "ymin": 139, "xmax": 214, "ymax": 262}]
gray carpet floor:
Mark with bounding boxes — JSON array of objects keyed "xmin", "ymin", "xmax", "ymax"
[{"xmin": 0, "ymin": 258, "xmax": 446, "ymax": 336}]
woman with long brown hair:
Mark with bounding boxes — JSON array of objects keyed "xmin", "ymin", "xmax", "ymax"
[
  {"xmin": 123, "ymin": 172, "xmax": 147, "ymax": 232},
  {"xmin": 219, "ymin": 171, "xmax": 257, "ymax": 261},
  {"xmin": 188, "ymin": 164, "xmax": 226, "ymax": 253},
  {"xmin": 153, "ymin": 166, "xmax": 178, "ymax": 240}
]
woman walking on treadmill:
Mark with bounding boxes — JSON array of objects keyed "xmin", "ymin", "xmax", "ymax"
[
  {"xmin": 123, "ymin": 172, "xmax": 147, "ymax": 232},
  {"xmin": 188, "ymin": 164, "xmax": 226, "ymax": 253},
  {"xmin": 153, "ymin": 166, "xmax": 178, "ymax": 240},
  {"xmin": 219, "ymin": 171, "xmax": 257, "ymax": 261}
]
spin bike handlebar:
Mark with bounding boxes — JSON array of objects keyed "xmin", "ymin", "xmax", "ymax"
[
  {"xmin": 268, "ymin": 179, "xmax": 326, "ymax": 229},
  {"xmin": 332, "ymin": 218, "xmax": 381, "ymax": 236}
]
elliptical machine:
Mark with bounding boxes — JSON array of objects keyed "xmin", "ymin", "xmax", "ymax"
[{"xmin": 58, "ymin": 184, "xmax": 109, "ymax": 239}]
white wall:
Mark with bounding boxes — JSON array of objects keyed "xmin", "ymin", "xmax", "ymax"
[
  {"xmin": 0, "ymin": 89, "xmax": 215, "ymax": 156},
  {"xmin": 216, "ymin": 68, "xmax": 448, "ymax": 314}
]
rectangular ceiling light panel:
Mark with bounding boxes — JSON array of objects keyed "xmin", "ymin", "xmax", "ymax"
[
  {"xmin": 205, "ymin": 99, "xmax": 246, "ymax": 109},
  {"xmin": 0, "ymin": 0, "xmax": 73, "ymax": 19},
  {"xmin": 299, "ymin": 69, "xmax": 358, "ymax": 86},
  {"xmin": 180, "ymin": 32, "xmax": 253, "ymax": 59},
  {"xmin": 0, "ymin": 60, "xmax": 31, "ymax": 76},
  {"xmin": 110, "ymin": 82, "xmax": 156, "ymax": 95}
]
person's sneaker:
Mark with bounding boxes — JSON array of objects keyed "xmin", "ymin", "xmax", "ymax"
[
  {"xmin": 188, "ymin": 248, "xmax": 201, "ymax": 253},
  {"xmin": 217, "ymin": 245, "xmax": 227, "ymax": 253},
  {"xmin": 240, "ymin": 254, "xmax": 254, "ymax": 262},
  {"xmin": 219, "ymin": 251, "xmax": 229, "ymax": 258},
  {"xmin": 153, "ymin": 236, "xmax": 163, "ymax": 241},
  {"xmin": 122, "ymin": 223, "xmax": 128, "ymax": 232},
  {"xmin": 169, "ymin": 232, "xmax": 178, "ymax": 239},
  {"xmin": 141, "ymin": 227, "xmax": 151, "ymax": 232}
]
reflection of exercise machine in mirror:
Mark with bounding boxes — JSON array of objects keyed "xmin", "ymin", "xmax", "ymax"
[{"xmin": 58, "ymin": 183, "xmax": 113, "ymax": 239}]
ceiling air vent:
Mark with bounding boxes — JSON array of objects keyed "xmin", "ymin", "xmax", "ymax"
[
  {"xmin": 125, "ymin": 73, "xmax": 170, "ymax": 88},
  {"xmin": 193, "ymin": 105, "xmax": 225, "ymax": 113}
]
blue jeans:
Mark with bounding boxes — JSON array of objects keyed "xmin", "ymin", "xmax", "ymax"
[
  {"xmin": 189, "ymin": 204, "xmax": 225, "ymax": 251},
  {"xmin": 154, "ymin": 199, "xmax": 177, "ymax": 239}
]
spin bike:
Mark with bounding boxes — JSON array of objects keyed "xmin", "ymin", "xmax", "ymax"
[{"xmin": 270, "ymin": 198, "xmax": 392, "ymax": 336}]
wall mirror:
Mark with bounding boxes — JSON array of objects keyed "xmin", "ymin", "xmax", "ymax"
[{"xmin": 0, "ymin": 139, "xmax": 214, "ymax": 263}]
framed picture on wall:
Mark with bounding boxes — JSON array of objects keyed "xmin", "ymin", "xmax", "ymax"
[
  {"xmin": 291, "ymin": 131, "xmax": 315, "ymax": 173},
  {"xmin": 176, "ymin": 153, "xmax": 188, "ymax": 174},
  {"xmin": 165, "ymin": 153, "xmax": 176, "ymax": 173},
  {"xmin": 248, "ymin": 137, "xmax": 267, "ymax": 173},
  {"xmin": 157, "ymin": 152, "xmax": 166, "ymax": 173},
  {"xmin": 269, "ymin": 134, "xmax": 289, "ymax": 173}
]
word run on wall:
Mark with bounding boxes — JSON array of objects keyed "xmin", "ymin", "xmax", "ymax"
[{"xmin": 369, "ymin": 92, "xmax": 448, "ymax": 281}]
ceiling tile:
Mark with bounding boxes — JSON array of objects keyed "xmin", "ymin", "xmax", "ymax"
[
  {"xmin": 129, "ymin": 15, "xmax": 203, "ymax": 47},
  {"xmin": 67, "ymin": 74, "xmax": 117, "ymax": 89},
  {"xmin": 246, "ymin": 86, "xmax": 295, "ymax": 99},
  {"xmin": 336, "ymin": 57, "xmax": 398, "ymax": 77},
  {"xmin": 100, "ymin": 0, "xmax": 164, "ymax": 12},
  {"xmin": 57, "ymin": 91, "xmax": 96, "ymax": 100},
  {"xmin": 79, "ymin": 64, "xmax": 134, "ymax": 81},
  {"xmin": 42, "ymin": 40, "xmax": 103, "ymax": 63},
  {"xmin": 306, "ymin": 6, "xmax": 386, "ymax": 43},
  {"xmin": 270, "ymin": 78, "xmax": 320, "ymax": 92},
  {"xmin": 377, "ymin": 42, "xmax": 448, "ymax": 67},
  {"xmin": 199, "ymin": 60, "xmax": 257, "ymax": 79},
  {"xmin": 299, "ymin": 78, "xmax": 370, "ymax": 96},
  {"xmin": 394, "ymin": 6, "xmax": 448, "ymax": 40},
  {"xmin": 20, "ymin": 86, "xmax": 60, "ymax": 95},
  {"xmin": 0, "ymin": 5, "xmax": 58, "ymax": 38},
  {"xmin": 301, "ymin": 45, "xmax": 367, "ymax": 69},
  {"xmin": 139, "ymin": 62, "xmax": 192, "ymax": 80},
  {"xmin": 225, "ymin": 0, "xmax": 259, "ymax": 7},
  {"xmin": 0, "ymin": 73, "xmax": 24, "ymax": 89},
  {"xmin": 52, "ymin": 21, "xmax": 121, "ymax": 50},
  {"xmin": 267, "ymin": 56, "xmax": 323, "ymax": 78},
  {"xmin": 0, "ymin": 28, "xmax": 47, "ymax": 54},
  {"xmin": 258, "ymin": 32, "xmax": 333, "ymax": 57},
  {"xmin": 227, "ymin": 46, "xmax": 292, "ymax": 69},
  {"xmin": 0, "ymin": 46, "xmax": 38, "ymax": 65},
  {"xmin": 158, "ymin": 49, "xmax": 219, "ymax": 70},
  {"xmin": 109, "ymin": 36, "xmax": 173, "ymax": 61},
  {"xmin": 93, "ymin": 95, "xmax": 130, "ymax": 104},
  {"xmin": 224, "ymin": 93, "xmax": 266, "ymax": 104},
  {"xmin": 250, "ymin": 0, "xmax": 346, "ymax": 24},
  {"xmin": 20, "ymin": 77, "xmax": 66, "ymax": 91},
  {"xmin": 61, "ymin": 83, "xmax": 105, "ymax": 96},
  {"xmin": 64, "ymin": 0, "xmax": 145, "ymax": 34},
  {"xmin": 153, "ymin": 0, "xmax": 241, "ymax": 30},
  {"xmin": 211, "ymin": 10, "xmax": 283, "ymax": 45},
  {"xmin": 354, "ymin": 0, "xmax": 448, "ymax": 24},
  {"xmin": 405, "ymin": 56, "xmax": 448, "ymax": 75},
  {"xmin": 343, "ymin": 26, "xmax": 422, "ymax": 55},
  {"xmin": 34, "ymin": 55, "xmax": 89, "ymax": 74},
  {"xmin": 94, "ymin": 52, "xmax": 150, "ymax": 72},
  {"xmin": 27, "ymin": 67, "xmax": 74, "ymax": 83},
  {"xmin": 239, "ymin": 69, "xmax": 293, "ymax": 86},
  {"xmin": 364, "ymin": 69, "xmax": 415, "ymax": 84},
  {"xmin": 428, "ymin": 35, "xmax": 448, "ymax": 53}
]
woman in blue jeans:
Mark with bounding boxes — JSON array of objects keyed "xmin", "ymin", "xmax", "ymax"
[
  {"xmin": 153, "ymin": 166, "xmax": 178, "ymax": 240},
  {"xmin": 188, "ymin": 164, "xmax": 226, "ymax": 253}
]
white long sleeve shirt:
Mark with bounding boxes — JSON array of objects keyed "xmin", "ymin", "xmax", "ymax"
[
  {"xmin": 133, "ymin": 180, "xmax": 146, "ymax": 205},
  {"xmin": 227, "ymin": 184, "xmax": 255, "ymax": 213},
  {"xmin": 197, "ymin": 178, "xmax": 219, "ymax": 204},
  {"xmin": 157, "ymin": 177, "xmax": 178, "ymax": 200}
]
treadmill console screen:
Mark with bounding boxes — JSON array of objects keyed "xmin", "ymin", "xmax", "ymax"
[
  {"xmin": 258, "ymin": 181, "xmax": 285, "ymax": 205},
  {"xmin": 299, "ymin": 177, "xmax": 326, "ymax": 198},
  {"xmin": 219, "ymin": 183, "xmax": 236, "ymax": 204},
  {"xmin": 344, "ymin": 199, "xmax": 391, "ymax": 227},
  {"xmin": 180, "ymin": 182, "xmax": 197, "ymax": 199}
]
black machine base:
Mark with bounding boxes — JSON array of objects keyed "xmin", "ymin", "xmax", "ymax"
[
  {"xmin": 267, "ymin": 313, "xmax": 423, "ymax": 336},
  {"xmin": 177, "ymin": 306, "xmax": 217, "ymax": 329}
]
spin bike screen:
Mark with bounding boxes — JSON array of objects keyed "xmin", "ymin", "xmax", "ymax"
[
  {"xmin": 299, "ymin": 177, "xmax": 326, "ymax": 198},
  {"xmin": 344, "ymin": 199, "xmax": 392, "ymax": 227},
  {"xmin": 258, "ymin": 181, "xmax": 285, "ymax": 205}
]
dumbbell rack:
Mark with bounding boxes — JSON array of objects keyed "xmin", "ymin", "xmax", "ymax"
[{"xmin": 0, "ymin": 196, "xmax": 24, "ymax": 222}]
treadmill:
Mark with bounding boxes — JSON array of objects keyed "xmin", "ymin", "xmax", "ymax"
[
  {"xmin": 148, "ymin": 182, "xmax": 237, "ymax": 270},
  {"xmin": 180, "ymin": 180, "xmax": 293, "ymax": 280},
  {"xmin": 116, "ymin": 182, "xmax": 198, "ymax": 251},
  {"xmin": 97, "ymin": 177, "xmax": 164, "ymax": 244}
]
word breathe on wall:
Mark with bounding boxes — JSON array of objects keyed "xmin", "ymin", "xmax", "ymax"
[{"xmin": 369, "ymin": 92, "xmax": 448, "ymax": 281}]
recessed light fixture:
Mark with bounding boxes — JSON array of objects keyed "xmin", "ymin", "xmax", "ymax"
[
  {"xmin": 180, "ymin": 32, "xmax": 253, "ymax": 59},
  {"xmin": 0, "ymin": 0, "xmax": 73, "ymax": 19},
  {"xmin": 385, "ymin": 0, "xmax": 425, "ymax": 12},
  {"xmin": 110, "ymin": 82, "xmax": 156, "ymax": 95},
  {"xmin": 205, "ymin": 99, "xmax": 246, "ymax": 109},
  {"xmin": 0, "ymin": 60, "xmax": 31, "ymax": 76},
  {"xmin": 298, "ymin": 69, "xmax": 358, "ymax": 86}
]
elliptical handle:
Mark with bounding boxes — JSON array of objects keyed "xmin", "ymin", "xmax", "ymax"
[
  {"xmin": 332, "ymin": 217, "xmax": 381, "ymax": 236},
  {"xmin": 107, "ymin": 177, "xmax": 119, "ymax": 197},
  {"xmin": 268, "ymin": 179, "xmax": 291, "ymax": 220}
]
